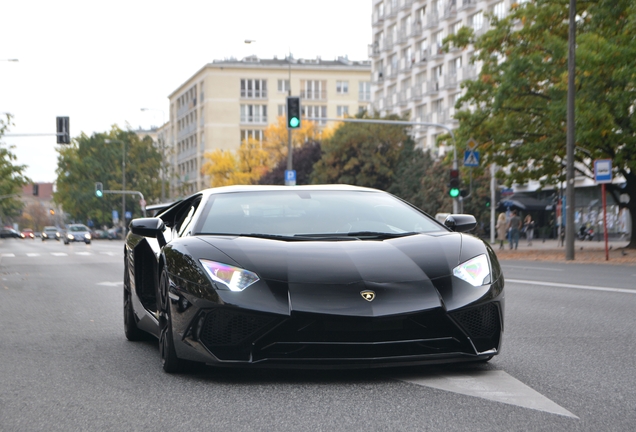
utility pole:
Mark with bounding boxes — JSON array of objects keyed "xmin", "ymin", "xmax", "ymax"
[{"xmin": 565, "ymin": 0, "xmax": 576, "ymax": 260}]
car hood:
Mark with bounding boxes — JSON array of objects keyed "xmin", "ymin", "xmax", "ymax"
[{"xmin": 196, "ymin": 233, "xmax": 471, "ymax": 316}]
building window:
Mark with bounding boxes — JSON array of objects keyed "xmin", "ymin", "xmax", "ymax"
[
  {"xmin": 336, "ymin": 80, "xmax": 349, "ymax": 94},
  {"xmin": 492, "ymin": 1, "xmax": 506, "ymax": 20},
  {"xmin": 434, "ymin": 30, "xmax": 444, "ymax": 54},
  {"xmin": 240, "ymin": 129, "xmax": 264, "ymax": 143},
  {"xmin": 278, "ymin": 104, "xmax": 287, "ymax": 117},
  {"xmin": 450, "ymin": 56, "xmax": 462, "ymax": 75},
  {"xmin": 300, "ymin": 80, "xmax": 327, "ymax": 100},
  {"xmin": 277, "ymin": 79, "xmax": 290, "ymax": 93},
  {"xmin": 302, "ymin": 105, "xmax": 327, "ymax": 125},
  {"xmin": 358, "ymin": 82, "xmax": 371, "ymax": 101},
  {"xmin": 240, "ymin": 104, "xmax": 268, "ymax": 123},
  {"xmin": 240, "ymin": 79, "xmax": 268, "ymax": 98},
  {"xmin": 470, "ymin": 11, "xmax": 484, "ymax": 31},
  {"xmin": 336, "ymin": 106, "xmax": 349, "ymax": 117}
]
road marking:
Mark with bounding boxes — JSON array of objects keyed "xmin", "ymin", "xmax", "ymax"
[
  {"xmin": 507, "ymin": 278, "xmax": 636, "ymax": 294},
  {"xmin": 503, "ymin": 265, "xmax": 563, "ymax": 272},
  {"xmin": 96, "ymin": 281, "xmax": 122, "ymax": 286},
  {"xmin": 51, "ymin": 252, "xmax": 68, "ymax": 257},
  {"xmin": 75, "ymin": 252, "xmax": 92, "ymax": 256},
  {"xmin": 1, "ymin": 253, "xmax": 15, "ymax": 257},
  {"xmin": 100, "ymin": 252, "xmax": 117, "ymax": 256},
  {"xmin": 26, "ymin": 253, "xmax": 40, "ymax": 257},
  {"xmin": 400, "ymin": 370, "xmax": 577, "ymax": 418}
]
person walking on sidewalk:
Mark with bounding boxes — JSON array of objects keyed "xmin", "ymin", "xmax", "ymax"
[
  {"xmin": 496, "ymin": 212, "xmax": 508, "ymax": 250},
  {"xmin": 523, "ymin": 214, "xmax": 535, "ymax": 246},
  {"xmin": 508, "ymin": 210, "xmax": 521, "ymax": 250}
]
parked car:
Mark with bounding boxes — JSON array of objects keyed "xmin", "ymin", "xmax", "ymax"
[
  {"xmin": 63, "ymin": 224, "xmax": 92, "ymax": 244},
  {"xmin": 21, "ymin": 228, "xmax": 35, "ymax": 239},
  {"xmin": 41, "ymin": 226, "xmax": 61, "ymax": 241},
  {"xmin": 0, "ymin": 227, "xmax": 21, "ymax": 239}
]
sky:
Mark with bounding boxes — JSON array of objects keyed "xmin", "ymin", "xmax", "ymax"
[{"xmin": 0, "ymin": 0, "xmax": 371, "ymax": 183}]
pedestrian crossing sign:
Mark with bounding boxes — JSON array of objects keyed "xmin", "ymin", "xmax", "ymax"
[{"xmin": 464, "ymin": 150, "xmax": 480, "ymax": 167}]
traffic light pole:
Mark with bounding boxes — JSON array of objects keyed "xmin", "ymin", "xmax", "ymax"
[{"xmin": 323, "ymin": 117, "xmax": 459, "ymax": 213}]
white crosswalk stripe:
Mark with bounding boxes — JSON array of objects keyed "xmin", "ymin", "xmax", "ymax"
[
  {"xmin": 75, "ymin": 252, "xmax": 92, "ymax": 256},
  {"xmin": 1, "ymin": 253, "xmax": 15, "ymax": 258},
  {"xmin": 26, "ymin": 253, "xmax": 40, "ymax": 257},
  {"xmin": 51, "ymin": 252, "xmax": 68, "ymax": 256}
]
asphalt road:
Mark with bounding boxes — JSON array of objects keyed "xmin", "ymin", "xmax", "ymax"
[{"xmin": 1, "ymin": 238, "xmax": 635, "ymax": 431}]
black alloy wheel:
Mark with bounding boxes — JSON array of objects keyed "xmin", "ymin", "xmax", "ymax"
[
  {"xmin": 158, "ymin": 269, "xmax": 183, "ymax": 373},
  {"xmin": 123, "ymin": 264, "xmax": 144, "ymax": 341}
]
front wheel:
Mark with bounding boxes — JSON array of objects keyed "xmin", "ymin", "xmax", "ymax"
[{"xmin": 158, "ymin": 269, "xmax": 183, "ymax": 373}]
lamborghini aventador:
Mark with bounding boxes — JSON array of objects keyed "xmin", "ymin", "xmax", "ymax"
[{"xmin": 123, "ymin": 185, "xmax": 504, "ymax": 372}]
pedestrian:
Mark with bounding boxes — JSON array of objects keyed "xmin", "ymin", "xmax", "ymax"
[
  {"xmin": 496, "ymin": 212, "xmax": 507, "ymax": 250},
  {"xmin": 508, "ymin": 210, "xmax": 521, "ymax": 250},
  {"xmin": 523, "ymin": 214, "xmax": 535, "ymax": 246}
]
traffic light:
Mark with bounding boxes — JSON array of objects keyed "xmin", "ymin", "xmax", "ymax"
[
  {"xmin": 95, "ymin": 182, "xmax": 103, "ymax": 198},
  {"xmin": 449, "ymin": 169, "xmax": 460, "ymax": 198},
  {"xmin": 286, "ymin": 96, "xmax": 301, "ymax": 129},
  {"xmin": 56, "ymin": 116, "xmax": 70, "ymax": 144},
  {"xmin": 49, "ymin": 209, "xmax": 55, "ymax": 215}
]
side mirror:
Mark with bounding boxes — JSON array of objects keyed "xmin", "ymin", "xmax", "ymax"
[
  {"xmin": 130, "ymin": 217, "xmax": 167, "ymax": 247},
  {"xmin": 444, "ymin": 214, "xmax": 477, "ymax": 233}
]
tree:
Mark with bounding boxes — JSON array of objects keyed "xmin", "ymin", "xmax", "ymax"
[
  {"xmin": 258, "ymin": 140, "xmax": 322, "ymax": 185},
  {"xmin": 387, "ymin": 140, "xmax": 451, "ymax": 216},
  {"xmin": 262, "ymin": 116, "xmax": 328, "ymax": 168},
  {"xmin": 311, "ymin": 113, "xmax": 407, "ymax": 190},
  {"xmin": 18, "ymin": 202, "xmax": 51, "ymax": 231},
  {"xmin": 202, "ymin": 138, "xmax": 269, "ymax": 187},
  {"xmin": 0, "ymin": 114, "xmax": 29, "ymax": 224},
  {"xmin": 54, "ymin": 127, "xmax": 162, "ymax": 226},
  {"xmin": 444, "ymin": 0, "xmax": 636, "ymax": 247}
]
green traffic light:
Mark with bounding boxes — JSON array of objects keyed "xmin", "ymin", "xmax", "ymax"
[
  {"xmin": 96, "ymin": 191, "xmax": 103, "ymax": 198},
  {"xmin": 289, "ymin": 117, "xmax": 300, "ymax": 128},
  {"xmin": 449, "ymin": 188, "xmax": 460, "ymax": 198}
]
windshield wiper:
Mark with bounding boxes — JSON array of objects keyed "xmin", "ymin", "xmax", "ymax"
[{"xmin": 296, "ymin": 231, "xmax": 419, "ymax": 240}]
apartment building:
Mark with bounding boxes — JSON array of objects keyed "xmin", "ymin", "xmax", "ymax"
[
  {"xmin": 165, "ymin": 56, "xmax": 372, "ymax": 196},
  {"xmin": 370, "ymin": 0, "xmax": 511, "ymax": 155}
]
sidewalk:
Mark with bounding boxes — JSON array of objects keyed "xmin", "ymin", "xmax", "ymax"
[{"xmin": 490, "ymin": 237, "xmax": 636, "ymax": 264}]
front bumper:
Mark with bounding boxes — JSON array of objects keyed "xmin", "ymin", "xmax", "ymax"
[{"xmin": 171, "ymin": 298, "xmax": 503, "ymax": 369}]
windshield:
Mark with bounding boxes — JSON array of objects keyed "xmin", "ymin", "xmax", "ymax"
[
  {"xmin": 196, "ymin": 190, "xmax": 443, "ymax": 237},
  {"xmin": 69, "ymin": 225, "xmax": 89, "ymax": 232}
]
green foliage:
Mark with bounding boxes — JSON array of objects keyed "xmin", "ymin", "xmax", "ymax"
[
  {"xmin": 443, "ymin": 0, "xmax": 636, "ymax": 246},
  {"xmin": 387, "ymin": 141, "xmax": 450, "ymax": 216},
  {"xmin": 311, "ymin": 114, "xmax": 407, "ymax": 190},
  {"xmin": 54, "ymin": 127, "xmax": 162, "ymax": 226},
  {"xmin": 0, "ymin": 114, "xmax": 29, "ymax": 220}
]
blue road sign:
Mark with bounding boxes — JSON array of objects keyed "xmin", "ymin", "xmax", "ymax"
[
  {"xmin": 463, "ymin": 150, "xmax": 480, "ymax": 167},
  {"xmin": 285, "ymin": 170, "xmax": 296, "ymax": 186},
  {"xmin": 594, "ymin": 159, "xmax": 612, "ymax": 184}
]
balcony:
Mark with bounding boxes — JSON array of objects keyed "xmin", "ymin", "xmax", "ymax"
[
  {"xmin": 426, "ymin": 80, "xmax": 440, "ymax": 94},
  {"xmin": 397, "ymin": 28, "xmax": 408, "ymax": 44},
  {"xmin": 411, "ymin": 21, "xmax": 422, "ymax": 37},
  {"xmin": 375, "ymin": 69, "xmax": 385, "ymax": 83},
  {"xmin": 400, "ymin": 0, "xmax": 413, "ymax": 11},
  {"xmin": 432, "ymin": 44, "xmax": 445, "ymax": 59},
  {"xmin": 411, "ymin": 84, "xmax": 423, "ymax": 101},
  {"xmin": 373, "ymin": 11, "xmax": 385, "ymax": 26},
  {"xmin": 425, "ymin": 12, "xmax": 439, "ymax": 29},
  {"xmin": 368, "ymin": 43, "xmax": 381, "ymax": 58},
  {"xmin": 300, "ymin": 90, "xmax": 327, "ymax": 101},
  {"xmin": 398, "ymin": 90, "xmax": 408, "ymax": 106},
  {"xmin": 474, "ymin": 23, "xmax": 489, "ymax": 37},
  {"xmin": 448, "ymin": 106, "xmax": 459, "ymax": 123},
  {"xmin": 459, "ymin": 0, "xmax": 477, "ymax": 11},
  {"xmin": 443, "ymin": 3, "xmax": 457, "ymax": 19},
  {"xmin": 460, "ymin": 65, "xmax": 478, "ymax": 81},
  {"xmin": 383, "ymin": 36, "xmax": 394, "ymax": 51},
  {"xmin": 442, "ymin": 74, "xmax": 458, "ymax": 89},
  {"xmin": 388, "ymin": 65, "xmax": 398, "ymax": 80}
]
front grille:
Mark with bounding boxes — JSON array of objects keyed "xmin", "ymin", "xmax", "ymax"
[
  {"xmin": 200, "ymin": 309, "xmax": 277, "ymax": 346},
  {"xmin": 450, "ymin": 302, "xmax": 501, "ymax": 352}
]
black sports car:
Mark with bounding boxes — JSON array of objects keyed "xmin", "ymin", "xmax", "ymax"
[{"xmin": 124, "ymin": 185, "xmax": 504, "ymax": 372}]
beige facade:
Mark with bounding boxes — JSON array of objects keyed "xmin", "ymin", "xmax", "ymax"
[
  {"xmin": 370, "ymin": 0, "xmax": 512, "ymax": 155},
  {"xmin": 165, "ymin": 56, "xmax": 372, "ymax": 197}
]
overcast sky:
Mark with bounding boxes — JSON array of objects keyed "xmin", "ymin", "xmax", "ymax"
[{"xmin": 1, "ymin": 0, "xmax": 371, "ymax": 183}]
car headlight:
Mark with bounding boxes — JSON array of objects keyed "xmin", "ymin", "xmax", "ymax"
[
  {"xmin": 199, "ymin": 259, "xmax": 260, "ymax": 292},
  {"xmin": 42, "ymin": 233, "xmax": 48, "ymax": 238},
  {"xmin": 453, "ymin": 254, "xmax": 490, "ymax": 287},
  {"xmin": 67, "ymin": 234, "xmax": 73, "ymax": 239},
  {"xmin": 85, "ymin": 233, "xmax": 91, "ymax": 240}
]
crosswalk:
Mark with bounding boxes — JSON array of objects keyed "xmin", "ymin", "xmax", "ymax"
[{"xmin": 1, "ymin": 251, "xmax": 118, "ymax": 258}]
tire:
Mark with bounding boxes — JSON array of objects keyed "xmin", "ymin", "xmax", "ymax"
[
  {"xmin": 158, "ymin": 269, "xmax": 183, "ymax": 373},
  {"xmin": 123, "ymin": 265, "xmax": 144, "ymax": 341}
]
